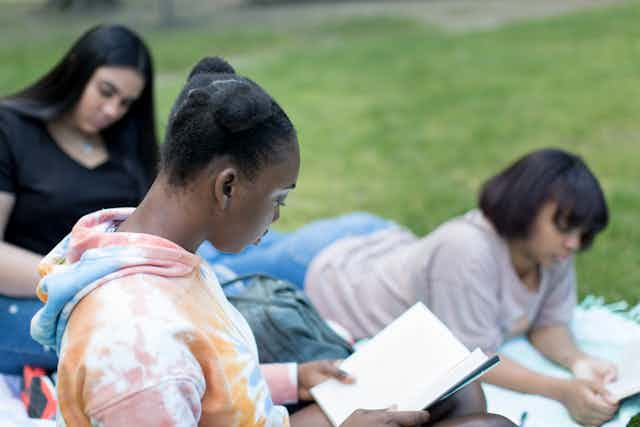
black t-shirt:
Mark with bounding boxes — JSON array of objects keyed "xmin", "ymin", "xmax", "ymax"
[{"xmin": 0, "ymin": 108, "xmax": 146, "ymax": 255}]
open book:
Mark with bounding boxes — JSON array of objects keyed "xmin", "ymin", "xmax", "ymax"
[
  {"xmin": 606, "ymin": 340, "xmax": 640, "ymax": 401},
  {"xmin": 310, "ymin": 302, "xmax": 500, "ymax": 426}
]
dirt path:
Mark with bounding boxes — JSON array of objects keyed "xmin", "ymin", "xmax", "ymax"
[{"xmin": 204, "ymin": 0, "xmax": 632, "ymax": 32}]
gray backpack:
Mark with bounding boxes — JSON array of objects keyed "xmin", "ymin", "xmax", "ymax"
[{"xmin": 222, "ymin": 274, "xmax": 354, "ymax": 364}]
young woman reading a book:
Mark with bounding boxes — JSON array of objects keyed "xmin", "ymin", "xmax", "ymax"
[
  {"xmin": 29, "ymin": 57, "xmax": 514, "ymax": 427},
  {"xmin": 201, "ymin": 148, "xmax": 619, "ymax": 427}
]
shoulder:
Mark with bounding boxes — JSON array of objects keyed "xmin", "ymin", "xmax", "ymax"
[
  {"xmin": 0, "ymin": 106, "xmax": 35, "ymax": 130},
  {"xmin": 429, "ymin": 211, "xmax": 500, "ymax": 262},
  {"xmin": 0, "ymin": 106, "xmax": 43, "ymax": 145}
]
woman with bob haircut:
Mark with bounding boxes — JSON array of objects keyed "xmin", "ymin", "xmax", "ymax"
[
  {"xmin": 30, "ymin": 56, "xmax": 514, "ymax": 427},
  {"xmin": 0, "ymin": 24, "xmax": 158, "ymax": 374},
  {"xmin": 202, "ymin": 148, "xmax": 620, "ymax": 426}
]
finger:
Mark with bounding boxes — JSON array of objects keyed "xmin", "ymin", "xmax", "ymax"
[
  {"xmin": 603, "ymin": 368, "xmax": 618, "ymax": 384},
  {"xmin": 386, "ymin": 410, "xmax": 431, "ymax": 426},
  {"xmin": 585, "ymin": 380, "xmax": 611, "ymax": 398},
  {"xmin": 320, "ymin": 361, "xmax": 355, "ymax": 383},
  {"xmin": 602, "ymin": 391, "xmax": 620, "ymax": 406}
]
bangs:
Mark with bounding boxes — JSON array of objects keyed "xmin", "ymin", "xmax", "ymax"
[{"xmin": 550, "ymin": 167, "xmax": 608, "ymax": 250}]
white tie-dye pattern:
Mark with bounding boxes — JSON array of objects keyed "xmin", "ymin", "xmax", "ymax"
[
  {"xmin": 82, "ymin": 277, "xmax": 205, "ymax": 401},
  {"xmin": 161, "ymin": 381, "xmax": 202, "ymax": 426}
]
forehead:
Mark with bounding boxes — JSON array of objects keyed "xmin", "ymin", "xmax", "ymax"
[
  {"xmin": 536, "ymin": 201, "xmax": 560, "ymax": 221},
  {"xmin": 255, "ymin": 143, "xmax": 300, "ymax": 191},
  {"xmin": 90, "ymin": 66, "xmax": 145, "ymax": 96}
]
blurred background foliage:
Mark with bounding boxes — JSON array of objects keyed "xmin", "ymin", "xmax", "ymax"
[{"xmin": 1, "ymin": 0, "xmax": 639, "ymax": 303}]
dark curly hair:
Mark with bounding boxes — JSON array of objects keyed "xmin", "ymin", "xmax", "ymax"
[
  {"xmin": 479, "ymin": 148, "xmax": 608, "ymax": 250},
  {"xmin": 161, "ymin": 57, "xmax": 297, "ymax": 186}
]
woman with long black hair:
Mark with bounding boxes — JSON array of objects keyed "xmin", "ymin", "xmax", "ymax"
[{"xmin": 0, "ymin": 24, "xmax": 158, "ymax": 374}]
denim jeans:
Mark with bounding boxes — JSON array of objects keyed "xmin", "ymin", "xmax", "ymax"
[
  {"xmin": 0, "ymin": 295, "xmax": 57, "ymax": 375},
  {"xmin": 198, "ymin": 212, "xmax": 395, "ymax": 289}
]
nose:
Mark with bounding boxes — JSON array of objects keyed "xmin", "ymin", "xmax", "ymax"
[
  {"xmin": 103, "ymin": 99, "xmax": 124, "ymax": 120},
  {"xmin": 564, "ymin": 231, "xmax": 581, "ymax": 251}
]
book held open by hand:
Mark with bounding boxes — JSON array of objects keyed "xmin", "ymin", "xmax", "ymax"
[
  {"xmin": 310, "ymin": 302, "xmax": 500, "ymax": 426},
  {"xmin": 606, "ymin": 340, "xmax": 640, "ymax": 401}
]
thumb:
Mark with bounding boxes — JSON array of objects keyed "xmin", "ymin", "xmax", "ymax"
[{"xmin": 585, "ymin": 381, "xmax": 619, "ymax": 406}]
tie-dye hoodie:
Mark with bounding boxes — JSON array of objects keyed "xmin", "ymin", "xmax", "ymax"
[{"xmin": 31, "ymin": 208, "xmax": 297, "ymax": 427}]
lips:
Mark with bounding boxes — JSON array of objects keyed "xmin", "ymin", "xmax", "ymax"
[{"xmin": 92, "ymin": 119, "xmax": 113, "ymax": 130}]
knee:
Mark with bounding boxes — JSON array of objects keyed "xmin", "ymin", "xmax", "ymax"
[
  {"xmin": 483, "ymin": 414, "xmax": 517, "ymax": 427},
  {"xmin": 448, "ymin": 381, "xmax": 487, "ymax": 416}
]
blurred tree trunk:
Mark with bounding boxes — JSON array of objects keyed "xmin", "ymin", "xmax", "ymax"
[{"xmin": 46, "ymin": 0, "xmax": 120, "ymax": 11}]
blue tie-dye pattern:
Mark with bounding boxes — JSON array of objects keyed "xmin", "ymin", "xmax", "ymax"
[
  {"xmin": 248, "ymin": 365, "xmax": 262, "ymax": 387},
  {"xmin": 30, "ymin": 243, "xmax": 166, "ymax": 354},
  {"xmin": 31, "ymin": 258, "xmax": 123, "ymax": 353},
  {"xmin": 263, "ymin": 392, "xmax": 274, "ymax": 414}
]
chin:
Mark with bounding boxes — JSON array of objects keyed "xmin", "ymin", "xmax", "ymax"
[
  {"xmin": 80, "ymin": 123, "xmax": 101, "ymax": 135},
  {"xmin": 215, "ymin": 241, "xmax": 248, "ymax": 255}
]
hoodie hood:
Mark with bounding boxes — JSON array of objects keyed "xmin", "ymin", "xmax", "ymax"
[{"xmin": 31, "ymin": 208, "xmax": 200, "ymax": 354}]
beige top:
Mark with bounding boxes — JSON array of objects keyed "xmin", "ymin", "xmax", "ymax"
[{"xmin": 305, "ymin": 209, "xmax": 576, "ymax": 353}]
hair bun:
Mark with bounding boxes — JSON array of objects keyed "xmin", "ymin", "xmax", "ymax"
[
  {"xmin": 188, "ymin": 57, "xmax": 235, "ymax": 79},
  {"xmin": 207, "ymin": 80, "xmax": 273, "ymax": 133}
]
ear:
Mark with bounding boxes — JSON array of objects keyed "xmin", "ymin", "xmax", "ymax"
[{"xmin": 212, "ymin": 167, "xmax": 238, "ymax": 211}]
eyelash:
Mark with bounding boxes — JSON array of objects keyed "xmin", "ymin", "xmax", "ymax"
[
  {"xmin": 99, "ymin": 86, "xmax": 134, "ymax": 108},
  {"xmin": 275, "ymin": 199, "xmax": 286, "ymax": 207},
  {"xmin": 99, "ymin": 87, "xmax": 114, "ymax": 98}
]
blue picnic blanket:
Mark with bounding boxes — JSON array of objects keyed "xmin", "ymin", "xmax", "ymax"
[{"xmin": 484, "ymin": 298, "xmax": 640, "ymax": 427}]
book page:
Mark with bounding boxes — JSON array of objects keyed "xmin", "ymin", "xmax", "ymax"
[
  {"xmin": 607, "ymin": 340, "xmax": 640, "ymax": 400},
  {"xmin": 310, "ymin": 303, "xmax": 476, "ymax": 426}
]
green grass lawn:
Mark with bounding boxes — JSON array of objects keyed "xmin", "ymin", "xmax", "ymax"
[{"xmin": 1, "ymin": 2, "xmax": 639, "ymax": 304}]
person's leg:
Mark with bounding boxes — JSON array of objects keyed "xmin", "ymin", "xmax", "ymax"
[
  {"xmin": 428, "ymin": 414, "xmax": 516, "ymax": 427},
  {"xmin": 290, "ymin": 403, "xmax": 332, "ymax": 427},
  {"xmin": 0, "ymin": 295, "xmax": 58, "ymax": 375},
  {"xmin": 289, "ymin": 403, "xmax": 516, "ymax": 427},
  {"xmin": 426, "ymin": 382, "xmax": 515, "ymax": 426},
  {"xmin": 198, "ymin": 212, "xmax": 396, "ymax": 288},
  {"xmin": 428, "ymin": 381, "xmax": 486, "ymax": 420}
]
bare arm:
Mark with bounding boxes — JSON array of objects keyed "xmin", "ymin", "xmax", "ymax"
[
  {"xmin": 0, "ymin": 191, "xmax": 42, "ymax": 297},
  {"xmin": 529, "ymin": 325, "xmax": 585, "ymax": 370},
  {"xmin": 482, "ymin": 354, "xmax": 565, "ymax": 400},
  {"xmin": 531, "ymin": 323, "xmax": 618, "ymax": 384}
]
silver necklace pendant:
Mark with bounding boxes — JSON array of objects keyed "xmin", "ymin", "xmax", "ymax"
[{"xmin": 83, "ymin": 142, "xmax": 94, "ymax": 154}]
